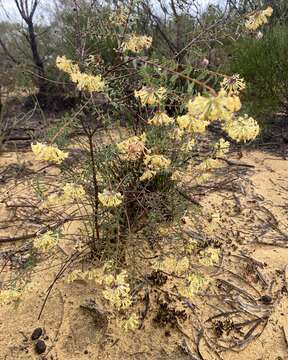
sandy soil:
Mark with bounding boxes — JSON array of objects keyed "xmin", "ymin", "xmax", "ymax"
[{"xmin": 0, "ymin": 148, "xmax": 287, "ymax": 360}]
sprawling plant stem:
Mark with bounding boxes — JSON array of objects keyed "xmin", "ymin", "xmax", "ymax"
[{"xmin": 88, "ymin": 133, "xmax": 100, "ymax": 253}]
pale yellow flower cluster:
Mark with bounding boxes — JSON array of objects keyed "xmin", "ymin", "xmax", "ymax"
[
  {"xmin": 56, "ymin": 56, "xmax": 105, "ymax": 93},
  {"xmin": 102, "ymin": 270, "xmax": 132, "ymax": 309},
  {"xmin": 140, "ymin": 154, "xmax": 171, "ymax": 181},
  {"xmin": 221, "ymin": 74, "xmax": 246, "ymax": 95},
  {"xmin": 177, "ymin": 114, "xmax": 208, "ymax": 134},
  {"xmin": 33, "ymin": 231, "xmax": 59, "ymax": 252},
  {"xmin": 62, "ymin": 183, "xmax": 85, "ymax": 200},
  {"xmin": 144, "ymin": 154, "xmax": 171, "ymax": 170},
  {"xmin": 169, "ymin": 127, "xmax": 184, "ymax": 140},
  {"xmin": 73, "ymin": 72, "xmax": 105, "ymax": 92},
  {"xmin": 214, "ymin": 138, "xmax": 230, "ymax": 157},
  {"xmin": 99, "ymin": 189, "xmax": 123, "ymax": 207},
  {"xmin": 152, "ymin": 256, "xmax": 189, "ymax": 275},
  {"xmin": 181, "ymin": 138, "xmax": 195, "ymax": 152},
  {"xmin": 110, "ymin": 6, "xmax": 129, "ymax": 26},
  {"xmin": 66, "ymin": 266, "xmax": 132, "ymax": 310},
  {"xmin": 66, "ymin": 262, "xmax": 115, "ymax": 284},
  {"xmin": 175, "ymin": 87, "xmax": 259, "ymax": 144},
  {"xmin": 196, "ymin": 159, "xmax": 220, "ymax": 172},
  {"xmin": 117, "ymin": 134, "xmax": 146, "ymax": 161},
  {"xmin": 199, "ymin": 247, "xmax": 220, "ymax": 266},
  {"xmin": 148, "ymin": 111, "xmax": 174, "ymax": 126},
  {"xmin": 122, "ymin": 34, "xmax": 152, "ymax": 53},
  {"xmin": 121, "ymin": 314, "xmax": 139, "ymax": 331},
  {"xmin": 184, "ymin": 239, "xmax": 198, "ymax": 254},
  {"xmin": 0, "ymin": 289, "xmax": 21, "ymax": 305},
  {"xmin": 224, "ymin": 115, "xmax": 260, "ymax": 143},
  {"xmin": 178, "ymin": 272, "xmax": 210, "ymax": 299},
  {"xmin": 187, "ymin": 89, "xmax": 242, "ymax": 123},
  {"xmin": 139, "ymin": 170, "xmax": 155, "ymax": 182},
  {"xmin": 66, "ymin": 269, "xmax": 87, "ymax": 283},
  {"xmin": 31, "ymin": 142, "xmax": 68, "ymax": 164},
  {"xmin": 134, "ymin": 86, "xmax": 167, "ymax": 106},
  {"xmin": 245, "ymin": 6, "xmax": 273, "ymax": 31},
  {"xmin": 176, "ymin": 89, "xmax": 241, "ymax": 136},
  {"xmin": 194, "ymin": 173, "xmax": 211, "ymax": 185},
  {"xmin": 43, "ymin": 183, "xmax": 85, "ymax": 207},
  {"xmin": 56, "ymin": 55, "xmax": 79, "ymax": 74},
  {"xmin": 171, "ymin": 170, "xmax": 184, "ymax": 182}
]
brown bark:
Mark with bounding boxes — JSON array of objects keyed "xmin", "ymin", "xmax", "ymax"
[{"xmin": 14, "ymin": 0, "xmax": 46, "ymax": 94}]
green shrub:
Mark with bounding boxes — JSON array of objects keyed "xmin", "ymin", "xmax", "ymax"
[{"xmin": 228, "ymin": 25, "xmax": 288, "ymax": 118}]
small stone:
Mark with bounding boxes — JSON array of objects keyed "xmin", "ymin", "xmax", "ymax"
[
  {"xmin": 84, "ymin": 350, "xmax": 89, "ymax": 354},
  {"xmin": 35, "ymin": 340, "xmax": 46, "ymax": 354},
  {"xmin": 31, "ymin": 328, "xmax": 43, "ymax": 340},
  {"xmin": 259, "ymin": 295, "xmax": 272, "ymax": 305}
]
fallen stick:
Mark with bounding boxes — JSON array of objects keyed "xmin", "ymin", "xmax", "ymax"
[
  {"xmin": 217, "ymin": 157, "xmax": 255, "ymax": 168},
  {"xmin": 0, "ymin": 217, "xmax": 72, "ymax": 243},
  {"xmin": 283, "ymin": 325, "xmax": 288, "ymax": 347},
  {"xmin": 177, "ymin": 189, "xmax": 202, "ymax": 207}
]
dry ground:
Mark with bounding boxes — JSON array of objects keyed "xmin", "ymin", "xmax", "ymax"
[{"xmin": 0, "ymin": 148, "xmax": 287, "ymax": 360}]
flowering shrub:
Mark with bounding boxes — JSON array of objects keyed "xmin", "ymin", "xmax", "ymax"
[
  {"xmin": 1, "ymin": 3, "xmax": 274, "ymax": 334},
  {"xmin": 31, "ymin": 142, "xmax": 68, "ymax": 164},
  {"xmin": 245, "ymin": 6, "xmax": 273, "ymax": 31}
]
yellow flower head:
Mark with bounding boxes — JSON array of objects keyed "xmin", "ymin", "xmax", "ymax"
[
  {"xmin": 110, "ymin": 6, "xmax": 129, "ymax": 26},
  {"xmin": 187, "ymin": 95, "xmax": 210, "ymax": 119},
  {"xmin": 181, "ymin": 138, "xmax": 196, "ymax": 152},
  {"xmin": 66, "ymin": 269, "xmax": 86, "ymax": 283},
  {"xmin": 121, "ymin": 314, "xmax": 139, "ymax": 331},
  {"xmin": 196, "ymin": 158, "xmax": 220, "ymax": 172},
  {"xmin": 221, "ymin": 74, "xmax": 246, "ymax": 95},
  {"xmin": 177, "ymin": 114, "xmax": 208, "ymax": 134},
  {"xmin": 0, "ymin": 289, "xmax": 21, "ymax": 305},
  {"xmin": 169, "ymin": 127, "xmax": 185, "ymax": 140},
  {"xmin": 99, "ymin": 189, "xmax": 123, "ymax": 207},
  {"xmin": 245, "ymin": 7, "xmax": 273, "ymax": 31},
  {"xmin": 194, "ymin": 173, "xmax": 211, "ymax": 185},
  {"xmin": 122, "ymin": 34, "xmax": 152, "ymax": 53},
  {"xmin": 148, "ymin": 111, "xmax": 174, "ymax": 126},
  {"xmin": 140, "ymin": 154, "xmax": 171, "ymax": 181},
  {"xmin": 71, "ymin": 72, "xmax": 105, "ymax": 92},
  {"xmin": 214, "ymin": 138, "xmax": 230, "ymax": 157},
  {"xmin": 144, "ymin": 154, "xmax": 171, "ymax": 171},
  {"xmin": 152, "ymin": 255, "xmax": 189, "ymax": 275},
  {"xmin": 117, "ymin": 134, "xmax": 146, "ymax": 161},
  {"xmin": 56, "ymin": 56, "xmax": 80, "ymax": 74},
  {"xmin": 187, "ymin": 90, "xmax": 241, "ymax": 123},
  {"xmin": 43, "ymin": 183, "xmax": 85, "ymax": 208},
  {"xmin": 199, "ymin": 247, "xmax": 220, "ymax": 266},
  {"xmin": 56, "ymin": 56, "xmax": 105, "ymax": 93},
  {"xmin": 224, "ymin": 114, "xmax": 260, "ymax": 143},
  {"xmin": 185, "ymin": 239, "xmax": 198, "ymax": 254},
  {"xmin": 263, "ymin": 6, "xmax": 273, "ymax": 17},
  {"xmin": 33, "ymin": 231, "xmax": 59, "ymax": 252},
  {"xmin": 171, "ymin": 170, "xmax": 183, "ymax": 182},
  {"xmin": 31, "ymin": 142, "xmax": 68, "ymax": 164},
  {"xmin": 62, "ymin": 183, "xmax": 85, "ymax": 199},
  {"xmin": 178, "ymin": 272, "xmax": 210, "ymax": 299},
  {"xmin": 139, "ymin": 169, "xmax": 157, "ymax": 182},
  {"xmin": 102, "ymin": 270, "xmax": 132, "ymax": 309},
  {"xmin": 134, "ymin": 86, "xmax": 167, "ymax": 106}
]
